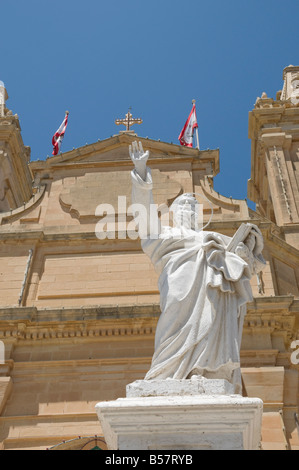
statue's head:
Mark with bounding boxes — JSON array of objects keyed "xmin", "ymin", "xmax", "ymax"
[{"xmin": 170, "ymin": 193, "xmax": 200, "ymax": 230}]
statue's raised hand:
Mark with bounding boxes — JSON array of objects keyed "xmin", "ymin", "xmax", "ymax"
[{"xmin": 129, "ymin": 141, "xmax": 149, "ymax": 180}]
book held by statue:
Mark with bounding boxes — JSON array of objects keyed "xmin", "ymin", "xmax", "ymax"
[{"xmin": 226, "ymin": 223, "xmax": 252, "ymax": 252}]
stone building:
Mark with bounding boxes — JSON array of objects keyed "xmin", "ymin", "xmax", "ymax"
[{"xmin": 0, "ymin": 66, "xmax": 298, "ymax": 450}]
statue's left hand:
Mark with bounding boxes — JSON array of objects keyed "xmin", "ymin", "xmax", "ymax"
[
  {"xmin": 235, "ymin": 242, "xmax": 250, "ymax": 260},
  {"xmin": 244, "ymin": 232, "xmax": 256, "ymax": 252}
]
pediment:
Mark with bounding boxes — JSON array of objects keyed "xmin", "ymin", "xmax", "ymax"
[
  {"xmin": 30, "ymin": 133, "xmax": 206, "ymax": 173},
  {"xmin": 29, "ymin": 133, "xmax": 220, "ymax": 222}
]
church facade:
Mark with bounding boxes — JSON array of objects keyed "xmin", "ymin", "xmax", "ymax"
[{"xmin": 0, "ymin": 67, "xmax": 298, "ymax": 450}]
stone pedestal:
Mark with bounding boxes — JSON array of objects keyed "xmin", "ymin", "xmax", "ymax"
[{"xmin": 95, "ymin": 378, "xmax": 263, "ymax": 451}]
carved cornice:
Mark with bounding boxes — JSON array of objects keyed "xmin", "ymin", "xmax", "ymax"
[
  {"xmin": 243, "ymin": 314, "xmax": 295, "ymax": 339},
  {"xmin": 0, "ymin": 298, "xmax": 297, "ymax": 343},
  {"xmin": 0, "ymin": 321, "xmax": 156, "ymax": 342},
  {"xmin": 245, "ymin": 296, "xmax": 298, "ymax": 345},
  {"xmin": 0, "ymin": 304, "xmax": 160, "ymax": 343}
]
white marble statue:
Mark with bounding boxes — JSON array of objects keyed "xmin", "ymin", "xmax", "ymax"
[{"xmin": 129, "ymin": 141, "xmax": 266, "ymax": 394}]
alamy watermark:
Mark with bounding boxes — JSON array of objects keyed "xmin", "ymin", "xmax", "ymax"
[
  {"xmin": 0, "ymin": 340, "xmax": 4, "ymax": 364},
  {"xmin": 95, "ymin": 193, "xmax": 213, "ymax": 243}
]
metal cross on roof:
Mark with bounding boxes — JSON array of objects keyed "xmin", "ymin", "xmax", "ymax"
[{"xmin": 115, "ymin": 108, "xmax": 143, "ymax": 132}]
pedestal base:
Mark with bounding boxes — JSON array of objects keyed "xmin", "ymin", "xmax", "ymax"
[
  {"xmin": 126, "ymin": 376, "xmax": 236, "ymax": 397},
  {"xmin": 95, "ymin": 378, "xmax": 263, "ymax": 451}
]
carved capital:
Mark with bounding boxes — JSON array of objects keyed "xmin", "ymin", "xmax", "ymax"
[{"xmin": 261, "ymin": 132, "xmax": 292, "ymax": 150}]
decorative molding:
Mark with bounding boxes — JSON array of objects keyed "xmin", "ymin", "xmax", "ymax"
[
  {"xmin": 0, "ymin": 297, "xmax": 297, "ymax": 344},
  {"xmin": 0, "ymin": 304, "xmax": 160, "ymax": 343},
  {"xmin": 0, "ymin": 323, "xmax": 156, "ymax": 342},
  {"xmin": 0, "ymin": 185, "xmax": 46, "ymax": 225}
]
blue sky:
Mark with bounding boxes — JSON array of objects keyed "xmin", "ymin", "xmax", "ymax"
[{"xmin": 2, "ymin": 0, "xmax": 299, "ymax": 205}]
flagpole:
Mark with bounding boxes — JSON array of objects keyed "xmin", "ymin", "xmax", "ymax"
[
  {"xmin": 195, "ymin": 126, "xmax": 200, "ymax": 150},
  {"xmin": 192, "ymin": 99, "xmax": 200, "ymax": 150}
]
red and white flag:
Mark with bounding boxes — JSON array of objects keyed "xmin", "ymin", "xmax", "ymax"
[
  {"xmin": 178, "ymin": 103, "xmax": 198, "ymax": 147},
  {"xmin": 52, "ymin": 111, "xmax": 69, "ymax": 155}
]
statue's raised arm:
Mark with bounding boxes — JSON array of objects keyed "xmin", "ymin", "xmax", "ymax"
[{"xmin": 130, "ymin": 141, "xmax": 160, "ymax": 239}]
